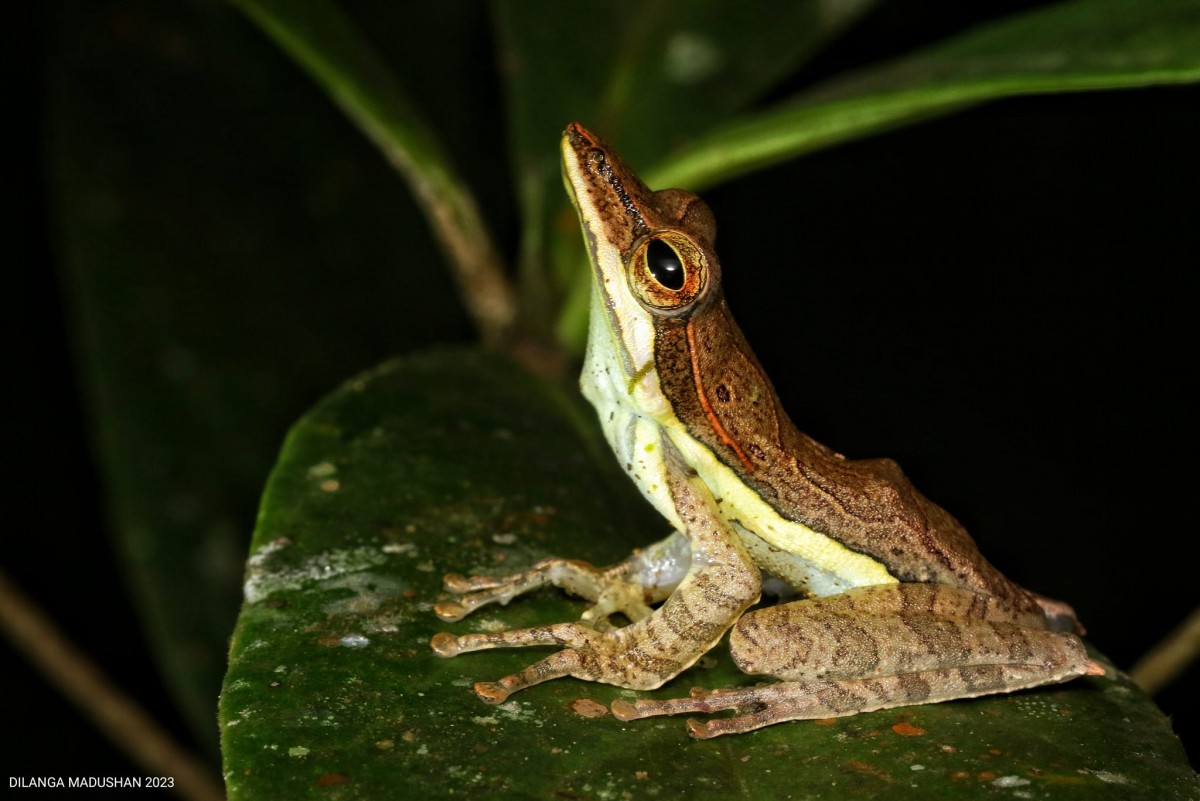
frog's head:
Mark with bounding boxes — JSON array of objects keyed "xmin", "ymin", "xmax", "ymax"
[{"xmin": 561, "ymin": 123, "xmax": 723, "ymax": 411}]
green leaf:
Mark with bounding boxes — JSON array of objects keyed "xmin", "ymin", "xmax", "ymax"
[
  {"xmin": 220, "ymin": 351, "xmax": 1197, "ymax": 800},
  {"xmin": 496, "ymin": 0, "xmax": 878, "ymax": 172},
  {"xmin": 47, "ymin": 0, "xmax": 472, "ymax": 748},
  {"xmin": 647, "ymin": 0, "xmax": 1200, "ymax": 190}
]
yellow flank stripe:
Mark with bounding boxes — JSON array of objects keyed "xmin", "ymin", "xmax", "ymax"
[{"xmin": 663, "ymin": 420, "xmax": 898, "ymax": 589}]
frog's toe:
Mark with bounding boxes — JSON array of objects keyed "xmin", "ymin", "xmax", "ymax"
[
  {"xmin": 581, "ymin": 583, "xmax": 656, "ymax": 626},
  {"xmin": 610, "ymin": 698, "xmax": 639, "ymax": 720},
  {"xmin": 433, "ymin": 600, "xmax": 470, "ymax": 622},
  {"xmin": 430, "ymin": 632, "xmax": 464, "ymax": 657},
  {"xmin": 435, "ymin": 584, "xmax": 526, "ymax": 620},
  {"xmin": 609, "ymin": 690, "xmax": 712, "ymax": 721},
  {"xmin": 473, "ymin": 681, "xmax": 512, "ymax": 704},
  {"xmin": 442, "ymin": 573, "xmax": 471, "ymax": 592},
  {"xmin": 685, "ymin": 714, "xmax": 759, "ymax": 739}
]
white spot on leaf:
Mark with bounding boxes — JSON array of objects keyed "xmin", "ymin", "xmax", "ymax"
[
  {"xmin": 307, "ymin": 461, "xmax": 337, "ymax": 479},
  {"xmin": 244, "ymin": 542, "xmax": 386, "ymax": 603}
]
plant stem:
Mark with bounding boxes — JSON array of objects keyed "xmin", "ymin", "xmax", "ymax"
[
  {"xmin": 228, "ymin": 0, "xmax": 517, "ymax": 345},
  {"xmin": 0, "ymin": 566, "xmax": 225, "ymax": 801}
]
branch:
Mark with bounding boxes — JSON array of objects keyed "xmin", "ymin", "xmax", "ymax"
[{"xmin": 0, "ymin": 566, "xmax": 225, "ymax": 801}]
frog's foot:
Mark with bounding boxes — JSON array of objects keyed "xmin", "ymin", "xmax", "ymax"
[
  {"xmin": 435, "ymin": 552, "xmax": 671, "ymax": 625},
  {"xmin": 612, "ymin": 683, "xmax": 821, "ymax": 738},
  {"xmin": 431, "ymin": 621, "xmax": 657, "ymax": 703},
  {"xmin": 613, "ymin": 656, "xmax": 1104, "ymax": 738},
  {"xmin": 1032, "ymin": 592, "xmax": 1086, "ymax": 635},
  {"xmin": 435, "ymin": 558, "xmax": 597, "ymax": 622}
]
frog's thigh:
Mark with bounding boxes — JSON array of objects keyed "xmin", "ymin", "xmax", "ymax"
[
  {"xmin": 730, "ymin": 582, "xmax": 1088, "ymax": 682},
  {"xmin": 616, "ymin": 583, "xmax": 1094, "ymax": 737}
]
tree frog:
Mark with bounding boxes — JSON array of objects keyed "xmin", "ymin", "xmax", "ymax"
[{"xmin": 431, "ymin": 123, "xmax": 1100, "ymax": 737}]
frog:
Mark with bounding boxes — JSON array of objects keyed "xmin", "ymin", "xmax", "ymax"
[{"xmin": 430, "ymin": 123, "xmax": 1099, "ymax": 737}]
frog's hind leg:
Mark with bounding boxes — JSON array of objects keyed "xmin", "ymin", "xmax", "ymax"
[
  {"xmin": 612, "ymin": 682, "xmax": 851, "ymax": 738},
  {"xmin": 614, "ymin": 582, "xmax": 1101, "ymax": 737},
  {"xmin": 616, "ymin": 662, "xmax": 1102, "ymax": 738}
]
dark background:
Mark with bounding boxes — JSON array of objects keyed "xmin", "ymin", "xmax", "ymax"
[{"xmin": 10, "ymin": 0, "xmax": 1196, "ymax": 791}]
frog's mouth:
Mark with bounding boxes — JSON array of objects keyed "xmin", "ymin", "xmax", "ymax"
[{"xmin": 560, "ymin": 124, "xmax": 658, "ymax": 385}]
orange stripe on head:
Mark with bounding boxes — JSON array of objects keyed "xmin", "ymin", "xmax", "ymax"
[{"xmin": 686, "ymin": 320, "xmax": 755, "ymax": 473}]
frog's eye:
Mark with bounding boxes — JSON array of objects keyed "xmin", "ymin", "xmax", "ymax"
[
  {"xmin": 628, "ymin": 231, "xmax": 709, "ymax": 316},
  {"xmin": 646, "ymin": 239, "xmax": 685, "ymax": 290}
]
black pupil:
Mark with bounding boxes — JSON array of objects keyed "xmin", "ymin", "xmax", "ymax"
[{"xmin": 646, "ymin": 239, "xmax": 685, "ymax": 290}]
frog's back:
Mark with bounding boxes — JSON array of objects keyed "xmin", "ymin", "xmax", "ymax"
[{"xmin": 652, "ymin": 295, "xmax": 1042, "ymax": 613}]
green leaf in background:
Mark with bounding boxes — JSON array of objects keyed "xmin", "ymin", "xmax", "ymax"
[
  {"xmin": 494, "ymin": 0, "xmax": 881, "ymax": 330},
  {"xmin": 46, "ymin": 0, "xmax": 475, "ymax": 750},
  {"xmin": 553, "ymin": 0, "xmax": 1200, "ymax": 347},
  {"xmin": 498, "ymin": 0, "xmax": 879, "ymax": 171},
  {"xmin": 220, "ymin": 351, "xmax": 1197, "ymax": 800},
  {"xmin": 648, "ymin": 0, "xmax": 1200, "ymax": 191}
]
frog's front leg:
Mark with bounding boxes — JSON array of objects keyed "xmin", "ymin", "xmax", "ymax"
[
  {"xmin": 614, "ymin": 583, "xmax": 1101, "ymax": 738},
  {"xmin": 431, "ymin": 466, "xmax": 762, "ymax": 703},
  {"xmin": 434, "ymin": 529, "xmax": 692, "ymax": 629}
]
